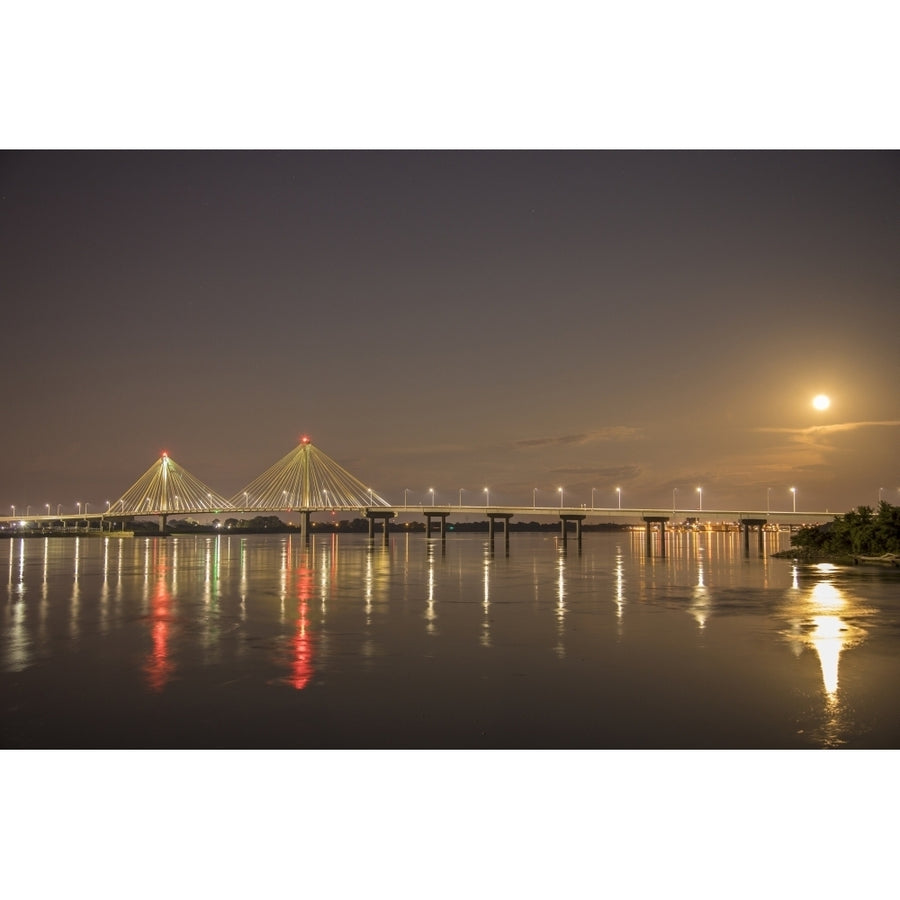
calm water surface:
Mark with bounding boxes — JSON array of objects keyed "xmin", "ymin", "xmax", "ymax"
[{"xmin": 2, "ymin": 531, "xmax": 899, "ymax": 748}]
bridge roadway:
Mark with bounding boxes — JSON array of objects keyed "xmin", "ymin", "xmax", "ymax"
[
  {"xmin": 0, "ymin": 505, "xmax": 835, "ymax": 526},
  {"xmin": 0, "ymin": 504, "xmax": 834, "ymax": 556}
]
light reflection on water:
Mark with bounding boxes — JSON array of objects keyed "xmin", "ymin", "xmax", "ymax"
[
  {"xmin": 780, "ymin": 562, "xmax": 870, "ymax": 748},
  {"xmin": 2, "ymin": 532, "xmax": 898, "ymax": 748}
]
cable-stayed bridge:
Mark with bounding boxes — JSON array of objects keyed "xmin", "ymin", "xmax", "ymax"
[
  {"xmin": 109, "ymin": 438, "xmax": 390, "ymax": 516},
  {"xmin": 2, "ymin": 436, "xmax": 836, "ymax": 553}
]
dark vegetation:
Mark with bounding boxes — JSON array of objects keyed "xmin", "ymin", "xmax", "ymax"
[{"xmin": 778, "ymin": 502, "xmax": 900, "ymax": 562}]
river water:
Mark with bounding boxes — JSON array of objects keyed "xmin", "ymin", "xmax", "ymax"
[{"xmin": 2, "ymin": 530, "xmax": 898, "ymax": 748}]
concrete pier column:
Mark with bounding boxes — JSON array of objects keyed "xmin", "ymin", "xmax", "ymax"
[
  {"xmin": 642, "ymin": 516, "xmax": 670, "ymax": 557},
  {"xmin": 425, "ymin": 512, "xmax": 449, "ymax": 542},
  {"xmin": 487, "ymin": 514, "xmax": 513, "ymax": 555},
  {"xmin": 559, "ymin": 515, "xmax": 586, "ymax": 549},
  {"xmin": 366, "ymin": 510, "xmax": 395, "ymax": 546},
  {"xmin": 740, "ymin": 519, "xmax": 767, "ymax": 557},
  {"xmin": 300, "ymin": 510, "xmax": 311, "ymax": 543},
  {"xmin": 159, "ymin": 514, "xmax": 168, "ymax": 536}
]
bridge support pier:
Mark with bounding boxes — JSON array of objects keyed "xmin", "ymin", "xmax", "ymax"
[
  {"xmin": 740, "ymin": 519, "xmax": 767, "ymax": 556},
  {"xmin": 488, "ymin": 513, "xmax": 513, "ymax": 554},
  {"xmin": 299, "ymin": 510, "xmax": 311, "ymax": 543},
  {"xmin": 158, "ymin": 514, "xmax": 168, "ymax": 536},
  {"xmin": 642, "ymin": 516, "xmax": 669, "ymax": 557},
  {"xmin": 366, "ymin": 510, "xmax": 396, "ymax": 546},
  {"xmin": 425, "ymin": 511, "xmax": 450, "ymax": 543},
  {"xmin": 559, "ymin": 514, "xmax": 586, "ymax": 549}
]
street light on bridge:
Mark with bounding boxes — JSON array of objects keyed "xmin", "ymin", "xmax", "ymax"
[
  {"xmin": 484, "ymin": 487, "xmax": 489, "ymax": 507},
  {"xmin": 76, "ymin": 502, "xmax": 81, "ymax": 516},
  {"xmin": 591, "ymin": 488, "xmax": 597, "ymax": 509},
  {"xmin": 404, "ymin": 488, "xmax": 410, "ymax": 507},
  {"xmin": 57, "ymin": 504, "xmax": 62, "ymax": 515},
  {"xmin": 10, "ymin": 505, "xmax": 15, "ymax": 517},
  {"xmin": 616, "ymin": 487, "xmax": 621, "ymax": 509},
  {"xmin": 791, "ymin": 487, "xmax": 797, "ymax": 513},
  {"xmin": 46, "ymin": 503, "xmax": 50, "ymax": 517},
  {"xmin": 429, "ymin": 488, "xmax": 435, "ymax": 506},
  {"xmin": 558, "ymin": 486, "xmax": 563, "ymax": 508},
  {"xmin": 696, "ymin": 487, "xmax": 702, "ymax": 511},
  {"xmin": 459, "ymin": 488, "xmax": 465, "ymax": 507}
]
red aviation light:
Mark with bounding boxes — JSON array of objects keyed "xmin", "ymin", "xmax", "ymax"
[{"xmin": 300, "ymin": 435, "xmax": 311, "ymax": 445}]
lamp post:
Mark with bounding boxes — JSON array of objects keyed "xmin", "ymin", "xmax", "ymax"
[
  {"xmin": 85, "ymin": 502, "xmax": 90, "ymax": 514},
  {"xmin": 878, "ymin": 487, "xmax": 884, "ymax": 504},
  {"xmin": 696, "ymin": 487, "xmax": 702, "ymax": 511},
  {"xmin": 484, "ymin": 487, "xmax": 489, "ymax": 507},
  {"xmin": 459, "ymin": 488, "xmax": 465, "ymax": 507},
  {"xmin": 57, "ymin": 504, "xmax": 62, "ymax": 515},
  {"xmin": 591, "ymin": 488, "xmax": 597, "ymax": 509},
  {"xmin": 404, "ymin": 488, "xmax": 410, "ymax": 508},
  {"xmin": 616, "ymin": 487, "xmax": 621, "ymax": 509},
  {"xmin": 46, "ymin": 503, "xmax": 50, "ymax": 517},
  {"xmin": 76, "ymin": 502, "xmax": 81, "ymax": 516},
  {"xmin": 10, "ymin": 505, "xmax": 15, "ymax": 517},
  {"xmin": 790, "ymin": 487, "xmax": 796, "ymax": 513},
  {"xmin": 558, "ymin": 487, "xmax": 563, "ymax": 508},
  {"xmin": 429, "ymin": 488, "xmax": 435, "ymax": 506}
]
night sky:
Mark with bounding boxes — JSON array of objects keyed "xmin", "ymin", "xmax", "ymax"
[{"xmin": 2, "ymin": 150, "xmax": 898, "ymax": 515}]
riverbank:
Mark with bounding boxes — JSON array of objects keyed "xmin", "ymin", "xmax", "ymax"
[{"xmin": 771, "ymin": 549, "xmax": 900, "ymax": 567}]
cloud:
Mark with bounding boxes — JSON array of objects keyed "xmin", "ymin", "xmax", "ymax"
[
  {"xmin": 756, "ymin": 420, "xmax": 900, "ymax": 437},
  {"xmin": 514, "ymin": 426, "xmax": 642, "ymax": 449},
  {"xmin": 548, "ymin": 464, "xmax": 641, "ymax": 481},
  {"xmin": 515, "ymin": 433, "xmax": 590, "ymax": 448}
]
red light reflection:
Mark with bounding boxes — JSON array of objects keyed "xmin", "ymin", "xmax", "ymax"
[
  {"xmin": 144, "ymin": 575, "xmax": 175, "ymax": 692},
  {"xmin": 290, "ymin": 560, "xmax": 315, "ymax": 690}
]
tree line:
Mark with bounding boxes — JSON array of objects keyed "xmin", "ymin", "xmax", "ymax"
[{"xmin": 789, "ymin": 502, "xmax": 900, "ymax": 559}]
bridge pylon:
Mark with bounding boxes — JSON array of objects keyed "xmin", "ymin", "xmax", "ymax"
[
  {"xmin": 232, "ymin": 437, "xmax": 390, "ymax": 511},
  {"xmin": 110, "ymin": 452, "xmax": 235, "ymax": 518}
]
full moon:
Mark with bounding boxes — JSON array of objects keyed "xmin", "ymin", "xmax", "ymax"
[{"xmin": 813, "ymin": 394, "xmax": 831, "ymax": 410}]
